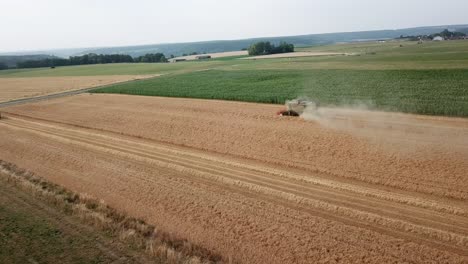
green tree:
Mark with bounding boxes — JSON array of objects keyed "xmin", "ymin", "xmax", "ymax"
[{"xmin": 248, "ymin": 41, "xmax": 294, "ymax": 56}]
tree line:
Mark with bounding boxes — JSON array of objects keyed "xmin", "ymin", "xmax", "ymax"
[
  {"xmin": 248, "ymin": 41, "xmax": 294, "ymax": 56},
  {"xmin": 15, "ymin": 53, "xmax": 168, "ymax": 69}
]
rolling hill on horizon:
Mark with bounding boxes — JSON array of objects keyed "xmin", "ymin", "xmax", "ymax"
[{"xmin": 1, "ymin": 24, "xmax": 467, "ymax": 60}]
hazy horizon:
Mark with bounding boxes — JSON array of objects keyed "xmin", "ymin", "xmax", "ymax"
[{"xmin": 1, "ymin": 0, "xmax": 468, "ymax": 53}]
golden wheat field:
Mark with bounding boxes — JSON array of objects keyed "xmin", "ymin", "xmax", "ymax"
[
  {"xmin": 0, "ymin": 75, "xmax": 158, "ymax": 103},
  {"xmin": 0, "ymin": 94, "xmax": 467, "ymax": 263}
]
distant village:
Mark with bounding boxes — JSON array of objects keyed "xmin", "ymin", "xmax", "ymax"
[{"xmin": 398, "ymin": 29, "xmax": 467, "ymax": 42}]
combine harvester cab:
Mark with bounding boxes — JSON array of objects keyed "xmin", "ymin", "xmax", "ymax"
[{"xmin": 278, "ymin": 99, "xmax": 318, "ymax": 117}]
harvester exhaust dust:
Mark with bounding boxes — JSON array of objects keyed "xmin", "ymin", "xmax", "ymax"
[{"xmin": 277, "ymin": 98, "xmax": 318, "ymax": 117}]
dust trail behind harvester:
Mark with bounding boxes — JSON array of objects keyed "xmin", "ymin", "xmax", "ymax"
[{"xmin": 301, "ymin": 103, "xmax": 468, "ymax": 154}]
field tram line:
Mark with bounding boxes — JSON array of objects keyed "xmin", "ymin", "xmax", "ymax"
[
  {"xmin": 3, "ymin": 112, "xmax": 468, "ymax": 213},
  {"xmin": 0, "ymin": 148, "xmax": 422, "ymax": 264},
  {"xmin": 3, "ymin": 115, "xmax": 468, "ymax": 221},
  {"xmin": 2, "ymin": 117, "xmax": 468, "ymax": 243},
  {"xmin": 4, "ymin": 111, "xmax": 466, "ymax": 203},
  {"xmin": 2, "ymin": 115, "xmax": 468, "ymax": 256},
  {"xmin": 3, "ymin": 116, "xmax": 468, "ymax": 218},
  {"xmin": 6, "ymin": 109, "xmax": 466, "ymax": 199}
]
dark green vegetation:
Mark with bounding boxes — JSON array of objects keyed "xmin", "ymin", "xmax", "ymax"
[
  {"xmin": 91, "ymin": 40, "xmax": 468, "ymax": 117},
  {"xmin": 135, "ymin": 53, "xmax": 167, "ymax": 63},
  {"xmin": 248, "ymin": 41, "xmax": 294, "ymax": 56},
  {"xmin": 15, "ymin": 53, "xmax": 167, "ymax": 69}
]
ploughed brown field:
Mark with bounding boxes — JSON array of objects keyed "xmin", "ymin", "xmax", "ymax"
[
  {"xmin": 0, "ymin": 94, "xmax": 467, "ymax": 263},
  {"xmin": 0, "ymin": 75, "xmax": 158, "ymax": 103}
]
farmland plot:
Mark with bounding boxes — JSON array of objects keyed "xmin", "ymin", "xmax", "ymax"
[
  {"xmin": 0, "ymin": 75, "xmax": 158, "ymax": 103},
  {"xmin": 1, "ymin": 94, "xmax": 467, "ymax": 263}
]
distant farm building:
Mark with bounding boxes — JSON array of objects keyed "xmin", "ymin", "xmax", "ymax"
[
  {"xmin": 169, "ymin": 58, "xmax": 187, "ymax": 63},
  {"xmin": 195, "ymin": 55, "xmax": 211, "ymax": 60},
  {"xmin": 433, "ymin": 36, "xmax": 444, "ymax": 41}
]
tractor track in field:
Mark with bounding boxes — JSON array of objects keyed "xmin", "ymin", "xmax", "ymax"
[{"xmin": 1, "ymin": 114, "xmax": 467, "ymax": 259}]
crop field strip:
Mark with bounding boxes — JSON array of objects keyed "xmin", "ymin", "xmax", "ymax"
[
  {"xmin": 3, "ymin": 94, "xmax": 467, "ymax": 201},
  {"xmin": 92, "ymin": 68, "xmax": 468, "ymax": 116},
  {"xmin": 0, "ymin": 60, "xmax": 236, "ymax": 78},
  {"xmin": 4, "ymin": 109, "xmax": 468, "ymax": 204},
  {"xmin": 86, "ymin": 41, "xmax": 468, "ymax": 117},
  {"xmin": 1, "ymin": 114, "xmax": 467, "ymax": 258},
  {"xmin": 2, "ymin": 41, "xmax": 467, "ymax": 116}
]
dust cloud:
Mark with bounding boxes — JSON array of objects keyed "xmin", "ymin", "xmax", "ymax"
[{"xmin": 301, "ymin": 101, "xmax": 468, "ymax": 154}]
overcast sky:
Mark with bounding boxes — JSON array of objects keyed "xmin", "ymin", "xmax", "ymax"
[{"xmin": 1, "ymin": 0, "xmax": 467, "ymax": 52}]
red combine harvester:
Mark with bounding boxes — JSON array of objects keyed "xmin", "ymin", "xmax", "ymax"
[{"xmin": 277, "ymin": 99, "xmax": 318, "ymax": 117}]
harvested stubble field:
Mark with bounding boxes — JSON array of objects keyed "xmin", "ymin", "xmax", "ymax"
[
  {"xmin": 0, "ymin": 94, "xmax": 467, "ymax": 263},
  {"xmin": 0, "ymin": 75, "xmax": 158, "ymax": 103}
]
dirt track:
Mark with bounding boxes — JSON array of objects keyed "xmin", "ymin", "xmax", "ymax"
[{"xmin": 1, "ymin": 94, "xmax": 467, "ymax": 263}]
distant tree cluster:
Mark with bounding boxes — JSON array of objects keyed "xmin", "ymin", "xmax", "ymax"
[
  {"xmin": 436, "ymin": 29, "xmax": 466, "ymax": 39},
  {"xmin": 248, "ymin": 41, "xmax": 294, "ymax": 56},
  {"xmin": 69, "ymin": 53, "xmax": 134, "ymax": 65},
  {"xmin": 16, "ymin": 58, "xmax": 69, "ymax": 68},
  {"xmin": 16, "ymin": 53, "xmax": 167, "ymax": 69},
  {"xmin": 0, "ymin": 62, "xmax": 8, "ymax": 70},
  {"xmin": 399, "ymin": 29, "xmax": 466, "ymax": 41},
  {"xmin": 181, "ymin": 52, "xmax": 199, "ymax": 56},
  {"xmin": 135, "ymin": 53, "xmax": 167, "ymax": 63}
]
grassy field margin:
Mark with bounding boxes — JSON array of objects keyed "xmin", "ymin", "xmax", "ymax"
[{"xmin": 0, "ymin": 160, "xmax": 225, "ymax": 264}]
